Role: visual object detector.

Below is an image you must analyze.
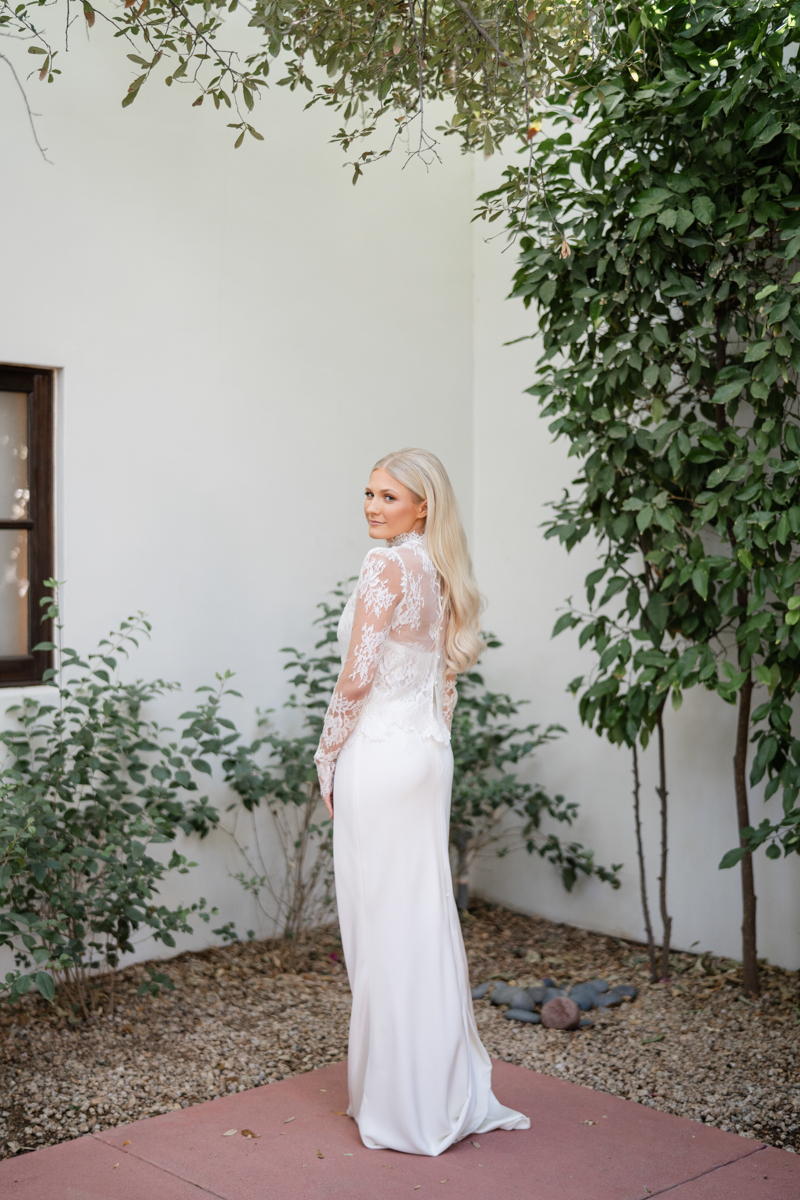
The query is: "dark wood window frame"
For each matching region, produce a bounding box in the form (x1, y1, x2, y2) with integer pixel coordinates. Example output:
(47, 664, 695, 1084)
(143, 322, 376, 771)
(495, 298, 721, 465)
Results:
(0, 366, 54, 686)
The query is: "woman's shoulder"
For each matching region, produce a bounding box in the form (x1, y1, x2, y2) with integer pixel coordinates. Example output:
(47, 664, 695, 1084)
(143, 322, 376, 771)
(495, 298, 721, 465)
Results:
(358, 544, 403, 575)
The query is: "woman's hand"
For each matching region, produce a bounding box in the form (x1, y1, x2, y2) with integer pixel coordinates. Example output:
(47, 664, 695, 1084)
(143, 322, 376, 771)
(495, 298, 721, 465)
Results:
(323, 791, 334, 819)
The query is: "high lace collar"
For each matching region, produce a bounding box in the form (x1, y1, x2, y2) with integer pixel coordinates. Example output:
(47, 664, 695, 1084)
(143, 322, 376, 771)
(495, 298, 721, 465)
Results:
(387, 530, 425, 548)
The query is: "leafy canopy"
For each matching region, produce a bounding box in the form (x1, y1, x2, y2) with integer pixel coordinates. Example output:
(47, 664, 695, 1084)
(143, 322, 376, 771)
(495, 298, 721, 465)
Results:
(4, 0, 587, 168)
(484, 0, 800, 862)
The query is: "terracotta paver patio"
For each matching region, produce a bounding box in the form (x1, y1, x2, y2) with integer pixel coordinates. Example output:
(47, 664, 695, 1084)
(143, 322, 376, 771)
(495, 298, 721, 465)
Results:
(1, 1059, 798, 1198)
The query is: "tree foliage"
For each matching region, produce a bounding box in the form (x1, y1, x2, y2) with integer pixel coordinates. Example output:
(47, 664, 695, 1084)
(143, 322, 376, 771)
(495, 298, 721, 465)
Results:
(449, 634, 622, 904)
(485, 0, 800, 992)
(3, 0, 587, 168)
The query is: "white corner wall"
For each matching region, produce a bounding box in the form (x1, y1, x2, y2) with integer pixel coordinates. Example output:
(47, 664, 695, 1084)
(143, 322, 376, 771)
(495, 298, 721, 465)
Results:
(470, 156, 800, 971)
(0, 25, 474, 960)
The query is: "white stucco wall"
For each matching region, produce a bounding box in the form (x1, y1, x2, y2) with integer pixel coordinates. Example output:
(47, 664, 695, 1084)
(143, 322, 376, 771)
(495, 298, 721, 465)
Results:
(0, 25, 474, 961)
(469, 156, 800, 971)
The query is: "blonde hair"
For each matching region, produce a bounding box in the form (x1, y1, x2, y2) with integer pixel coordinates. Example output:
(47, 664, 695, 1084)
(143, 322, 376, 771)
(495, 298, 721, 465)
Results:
(373, 447, 484, 673)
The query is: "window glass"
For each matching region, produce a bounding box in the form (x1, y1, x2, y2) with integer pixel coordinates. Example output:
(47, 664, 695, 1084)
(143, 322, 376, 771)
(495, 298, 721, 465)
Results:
(0, 529, 28, 656)
(0, 391, 29, 521)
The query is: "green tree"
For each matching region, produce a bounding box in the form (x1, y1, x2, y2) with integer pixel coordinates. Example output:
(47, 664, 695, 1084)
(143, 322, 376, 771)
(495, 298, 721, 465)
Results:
(449, 635, 622, 908)
(486, 0, 800, 995)
(2, 0, 585, 168)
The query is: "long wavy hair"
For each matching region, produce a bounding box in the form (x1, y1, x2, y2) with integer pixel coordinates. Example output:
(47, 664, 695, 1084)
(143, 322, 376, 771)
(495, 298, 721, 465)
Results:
(372, 447, 484, 673)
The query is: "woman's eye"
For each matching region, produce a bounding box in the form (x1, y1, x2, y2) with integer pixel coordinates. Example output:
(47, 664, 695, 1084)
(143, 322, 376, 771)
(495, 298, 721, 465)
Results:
(385, 494, 395, 502)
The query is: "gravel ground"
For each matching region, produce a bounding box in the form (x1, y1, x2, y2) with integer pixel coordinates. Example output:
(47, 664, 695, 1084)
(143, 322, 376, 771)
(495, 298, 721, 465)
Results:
(2, 901, 799, 1160)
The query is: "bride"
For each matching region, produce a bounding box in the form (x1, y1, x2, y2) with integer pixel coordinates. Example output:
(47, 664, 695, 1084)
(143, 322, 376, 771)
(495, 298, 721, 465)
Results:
(314, 447, 529, 1157)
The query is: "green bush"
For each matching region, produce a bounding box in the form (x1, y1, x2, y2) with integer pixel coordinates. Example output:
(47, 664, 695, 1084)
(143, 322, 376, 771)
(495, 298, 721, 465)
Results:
(0, 583, 234, 1015)
(450, 636, 621, 907)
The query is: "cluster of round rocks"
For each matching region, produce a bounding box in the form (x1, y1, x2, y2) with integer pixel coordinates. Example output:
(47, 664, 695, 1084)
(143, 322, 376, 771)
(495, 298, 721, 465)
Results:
(471, 977, 638, 1031)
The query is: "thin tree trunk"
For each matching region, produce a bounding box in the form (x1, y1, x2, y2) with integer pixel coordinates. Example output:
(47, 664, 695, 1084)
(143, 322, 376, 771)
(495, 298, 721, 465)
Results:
(734, 665, 758, 995)
(655, 706, 672, 979)
(631, 742, 658, 983)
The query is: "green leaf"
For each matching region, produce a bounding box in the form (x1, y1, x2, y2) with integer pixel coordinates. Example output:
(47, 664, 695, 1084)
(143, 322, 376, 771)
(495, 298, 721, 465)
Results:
(637, 505, 654, 532)
(33, 971, 55, 1002)
(707, 464, 732, 488)
(692, 566, 709, 601)
(691, 196, 716, 224)
(646, 591, 669, 632)
(719, 846, 747, 869)
(712, 381, 746, 404)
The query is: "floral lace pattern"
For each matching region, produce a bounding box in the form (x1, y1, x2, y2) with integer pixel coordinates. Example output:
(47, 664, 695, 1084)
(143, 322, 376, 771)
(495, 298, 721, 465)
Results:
(443, 674, 458, 731)
(314, 532, 456, 798)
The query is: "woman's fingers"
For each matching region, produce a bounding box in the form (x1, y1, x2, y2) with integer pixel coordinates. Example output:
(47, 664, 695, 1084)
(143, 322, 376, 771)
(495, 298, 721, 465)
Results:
(324, 793, 334, 819)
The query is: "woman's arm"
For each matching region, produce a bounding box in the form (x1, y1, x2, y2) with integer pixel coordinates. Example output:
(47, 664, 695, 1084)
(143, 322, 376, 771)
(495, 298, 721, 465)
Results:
(314, 550, 403, 815)
(443, 672, 458, 731)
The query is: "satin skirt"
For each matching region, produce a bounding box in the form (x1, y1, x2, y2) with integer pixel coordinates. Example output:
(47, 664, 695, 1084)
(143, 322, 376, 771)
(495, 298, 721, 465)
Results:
(333, 729, 529, 1157)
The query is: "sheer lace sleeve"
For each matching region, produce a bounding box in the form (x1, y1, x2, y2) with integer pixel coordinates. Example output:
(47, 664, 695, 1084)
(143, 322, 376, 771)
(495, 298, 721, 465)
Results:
(443, 673, 458, 731)
(315, 550, 404, 799)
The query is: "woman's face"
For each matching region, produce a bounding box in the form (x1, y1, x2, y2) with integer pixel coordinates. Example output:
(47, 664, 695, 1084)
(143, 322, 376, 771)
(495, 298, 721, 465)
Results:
(364, 468, 427, 540)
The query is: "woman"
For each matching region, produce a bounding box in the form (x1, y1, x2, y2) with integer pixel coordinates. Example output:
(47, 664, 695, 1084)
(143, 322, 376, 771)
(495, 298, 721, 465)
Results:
(314, 447, 529, 1157)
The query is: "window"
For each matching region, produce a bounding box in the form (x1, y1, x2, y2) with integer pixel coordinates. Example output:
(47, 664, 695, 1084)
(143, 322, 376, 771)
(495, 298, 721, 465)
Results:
(0, 366, 54, 685)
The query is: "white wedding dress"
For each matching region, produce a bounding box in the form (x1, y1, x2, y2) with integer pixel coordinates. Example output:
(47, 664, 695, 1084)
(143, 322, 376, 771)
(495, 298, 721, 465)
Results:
(315, 530, 529, 1156)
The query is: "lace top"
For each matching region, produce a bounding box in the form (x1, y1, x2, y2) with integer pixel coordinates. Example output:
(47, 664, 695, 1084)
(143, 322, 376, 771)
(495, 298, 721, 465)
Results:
(314, 531, 458, 798)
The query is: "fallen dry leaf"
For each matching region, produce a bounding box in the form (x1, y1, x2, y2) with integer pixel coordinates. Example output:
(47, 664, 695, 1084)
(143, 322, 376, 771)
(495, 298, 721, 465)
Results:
(284, 1116, 295, 1123)
(440, 1181, 448, 1184)
(316, 1149, 324, 1158)
(222, 1129, 237, 1137)
(123, 1140, 131, 1146)
(113, 1163, 119, 1169)
(471, 1141, 481, 1148)
(332, 1110, 348, 1116)
(241, 1129, 259, 1139)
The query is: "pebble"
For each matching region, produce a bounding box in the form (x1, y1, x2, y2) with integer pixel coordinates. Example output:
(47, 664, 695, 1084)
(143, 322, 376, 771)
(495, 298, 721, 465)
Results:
(504, 1009, 541, 1024)
(597, 992, 625, 1008)
(488, 983, 517, 1006)
(569, 984, 601, 1011)
(541, 997, 581, 1031)
(526, 986, 549, 1005)
(471, 983, 492, 1000)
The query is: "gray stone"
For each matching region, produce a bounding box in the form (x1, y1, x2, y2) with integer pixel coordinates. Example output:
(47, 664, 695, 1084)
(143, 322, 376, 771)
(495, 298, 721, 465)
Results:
(526, 986, 549, 1006)
(613, 984, 638, 999)
(597, 991, 624, 1007)
(542, 987, 567, 1004)
(569, 983, 601, 1011)
(508, 987, 537, 1011)
(471, 982, 492, 1000)
(504, 1008, 542, 1024)
(541, 996, 581, 1030)
(488, 982, 516, 1006)
(578, 1019, 595, 1029)
(588, 978, 610, 994)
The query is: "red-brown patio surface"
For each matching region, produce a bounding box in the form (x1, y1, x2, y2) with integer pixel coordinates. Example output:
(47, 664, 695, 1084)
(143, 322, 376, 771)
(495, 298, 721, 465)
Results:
(2, 1059, 798, 1198)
